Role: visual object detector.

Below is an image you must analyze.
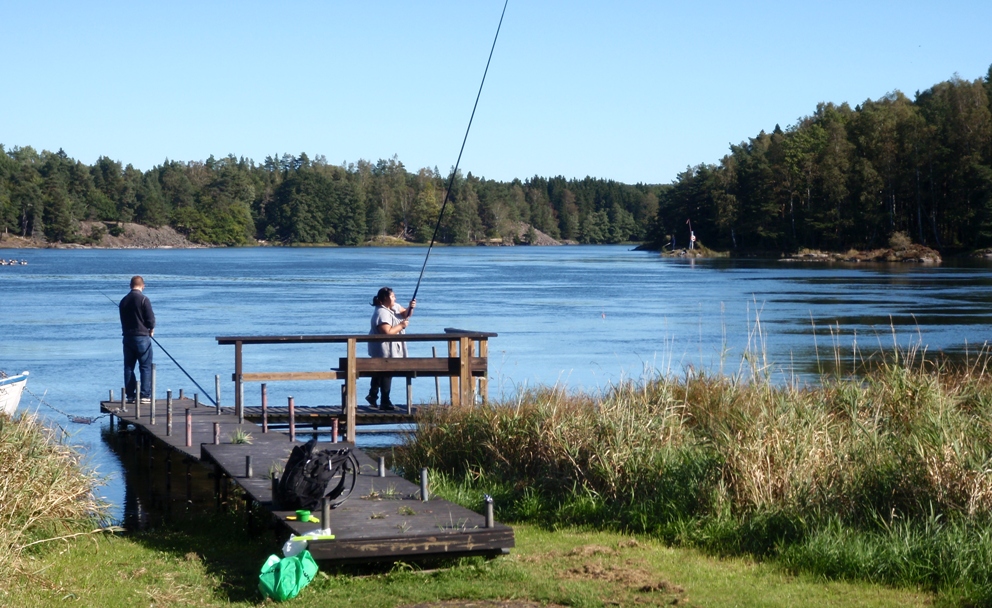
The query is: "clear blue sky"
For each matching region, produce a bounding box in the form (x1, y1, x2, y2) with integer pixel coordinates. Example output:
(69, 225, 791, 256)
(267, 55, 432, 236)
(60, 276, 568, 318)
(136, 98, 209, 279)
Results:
(2, 1, 990, 185)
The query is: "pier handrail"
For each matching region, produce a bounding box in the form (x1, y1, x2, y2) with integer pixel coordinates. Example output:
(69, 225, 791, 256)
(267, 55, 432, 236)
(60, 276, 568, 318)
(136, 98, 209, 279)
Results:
(215, 330, 496, 442)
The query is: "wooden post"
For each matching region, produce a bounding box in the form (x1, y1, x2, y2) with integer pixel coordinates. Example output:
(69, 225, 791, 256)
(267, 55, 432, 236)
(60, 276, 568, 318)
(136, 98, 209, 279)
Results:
(346, 338, 357, 443)
(213, 422, 220, 445)
(179, 388, 184, 400)
(406, 376, 413, 414)
(261, 383, 268, 433)
(288, 396, 296, 443)
(234, 340, 243, 420)
(479, 338, 489, 404)
(150, 364, 157, 425)
(448, 339, 459, 406)
(194, 393, 199, 408)
(459, 336, 472, 406)
(331, 418, 339, 443)
(166, 389, 173, 436)
(215, 375, 221, 413)
(432, 347, 441, 404)
(185, 408, 192, 447)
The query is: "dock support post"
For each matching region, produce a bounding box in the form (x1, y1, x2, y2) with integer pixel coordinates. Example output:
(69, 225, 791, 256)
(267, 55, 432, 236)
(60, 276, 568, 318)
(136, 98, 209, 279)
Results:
(109, 412, 114, 431)
(378, 456, 386, 477)
(346, 338, 358, 443)
(432, 347, 441, 404)
(261, 383, 268, 433)
(321, 498, 330, 532)
(166, 390, 173, 436)
(185, 409, 192, 447)
(460, 336, 472, 406)
(288, 396, 296, 443)
(179, 388, 184, 400)
(331, 418, 339, 444)
(109, 389, 114, 402)
(406, 376, 413, 414)
(121, 387, 127, 413)
(485, 495, 494, 528)
(234, 340, 243, 422)
(215, 375, 221, 413)
(150, 364, 157, 424)
(245, 455, 253, 479)
(194, 393, 199, 408)
(420, 468, 429, 502)
(448, 340, 459, 405)
(213, 422, 220, 445)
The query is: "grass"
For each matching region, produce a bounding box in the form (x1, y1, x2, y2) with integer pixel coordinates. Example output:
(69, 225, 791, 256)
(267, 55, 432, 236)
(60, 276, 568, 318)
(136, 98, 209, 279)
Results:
(0, 413, 108, 580)
(8, 517, 930, 607)
(395, 346, 992, 606)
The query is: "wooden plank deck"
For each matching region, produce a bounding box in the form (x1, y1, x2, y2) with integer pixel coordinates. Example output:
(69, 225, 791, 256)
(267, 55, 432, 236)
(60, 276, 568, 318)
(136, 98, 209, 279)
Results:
(99, 398, 513, 563)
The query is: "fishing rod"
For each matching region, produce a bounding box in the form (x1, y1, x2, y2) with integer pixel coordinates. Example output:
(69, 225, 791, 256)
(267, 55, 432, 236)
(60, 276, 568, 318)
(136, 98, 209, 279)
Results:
(101, 292, 218, 406)
(410, 0, 509, 307)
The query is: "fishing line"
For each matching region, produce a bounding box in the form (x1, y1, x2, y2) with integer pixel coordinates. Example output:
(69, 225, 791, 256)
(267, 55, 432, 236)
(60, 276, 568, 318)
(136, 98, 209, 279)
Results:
(101, 292, 218, 406)
(411, 0, 509, 304)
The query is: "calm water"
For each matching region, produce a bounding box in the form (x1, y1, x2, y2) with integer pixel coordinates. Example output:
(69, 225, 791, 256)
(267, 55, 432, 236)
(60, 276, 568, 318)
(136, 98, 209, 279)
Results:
(2, 245, 992, 520)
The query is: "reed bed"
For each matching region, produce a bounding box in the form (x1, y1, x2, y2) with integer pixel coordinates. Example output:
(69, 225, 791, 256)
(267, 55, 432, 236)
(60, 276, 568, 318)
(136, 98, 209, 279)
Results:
(0, 413, 106, 577)
(398, 350, 992, 604)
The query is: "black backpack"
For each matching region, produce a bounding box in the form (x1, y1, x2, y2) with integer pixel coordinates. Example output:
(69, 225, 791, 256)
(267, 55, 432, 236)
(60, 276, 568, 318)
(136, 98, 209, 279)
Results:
(276, 438, 359, 511)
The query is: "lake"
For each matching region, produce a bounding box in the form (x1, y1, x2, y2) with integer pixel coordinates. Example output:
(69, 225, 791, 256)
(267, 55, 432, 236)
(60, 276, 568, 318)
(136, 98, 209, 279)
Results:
(2, 245, 991, 520)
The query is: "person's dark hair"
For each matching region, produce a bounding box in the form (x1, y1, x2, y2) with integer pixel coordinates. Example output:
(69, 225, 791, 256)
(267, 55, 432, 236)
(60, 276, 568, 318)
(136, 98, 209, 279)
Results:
(372, 286, 393, 307)
(130, 275, 144, 289)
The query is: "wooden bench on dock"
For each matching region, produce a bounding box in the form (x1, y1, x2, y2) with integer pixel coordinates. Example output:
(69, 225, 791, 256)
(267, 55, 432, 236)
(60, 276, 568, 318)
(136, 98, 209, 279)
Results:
(216, 330, 497, 442)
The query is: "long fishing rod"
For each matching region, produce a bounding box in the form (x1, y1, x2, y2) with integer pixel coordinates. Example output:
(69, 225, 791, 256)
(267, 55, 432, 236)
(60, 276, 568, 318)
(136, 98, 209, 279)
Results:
(101, 292, 218, 406)
(410, 0, 509, 306)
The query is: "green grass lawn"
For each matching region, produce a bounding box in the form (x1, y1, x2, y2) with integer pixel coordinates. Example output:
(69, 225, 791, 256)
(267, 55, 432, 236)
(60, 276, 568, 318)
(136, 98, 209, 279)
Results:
(8, 521, 930, 608)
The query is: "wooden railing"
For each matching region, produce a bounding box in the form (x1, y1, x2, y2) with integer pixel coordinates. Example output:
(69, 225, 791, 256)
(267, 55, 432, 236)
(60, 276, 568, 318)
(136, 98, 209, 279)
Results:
(215, 330, 496, 442)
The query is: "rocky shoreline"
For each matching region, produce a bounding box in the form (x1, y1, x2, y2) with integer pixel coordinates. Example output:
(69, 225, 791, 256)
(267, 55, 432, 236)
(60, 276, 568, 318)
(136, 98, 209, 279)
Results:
(782, 243, 942, 264)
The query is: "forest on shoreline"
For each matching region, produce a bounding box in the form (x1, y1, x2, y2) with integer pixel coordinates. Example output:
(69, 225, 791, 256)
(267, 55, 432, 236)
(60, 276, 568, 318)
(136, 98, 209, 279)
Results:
(2, 66, 991, 253)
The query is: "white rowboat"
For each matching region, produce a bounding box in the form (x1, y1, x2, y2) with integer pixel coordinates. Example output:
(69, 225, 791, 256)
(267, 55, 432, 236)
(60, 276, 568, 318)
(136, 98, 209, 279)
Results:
(0, 371, 29, 416)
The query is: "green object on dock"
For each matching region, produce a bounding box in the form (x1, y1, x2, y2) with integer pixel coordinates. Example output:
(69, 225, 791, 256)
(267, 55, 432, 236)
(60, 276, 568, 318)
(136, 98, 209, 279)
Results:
(258, 550, 318, 602)
(291, 534, 335, 541)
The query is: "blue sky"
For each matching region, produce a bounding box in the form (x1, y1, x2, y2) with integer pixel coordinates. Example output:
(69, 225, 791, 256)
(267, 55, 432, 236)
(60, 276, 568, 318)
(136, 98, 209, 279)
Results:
(2, 1, 990, 184)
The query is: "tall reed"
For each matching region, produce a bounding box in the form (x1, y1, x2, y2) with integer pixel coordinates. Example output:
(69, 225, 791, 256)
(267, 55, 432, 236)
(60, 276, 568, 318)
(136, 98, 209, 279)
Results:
(0, 413, 106, 577)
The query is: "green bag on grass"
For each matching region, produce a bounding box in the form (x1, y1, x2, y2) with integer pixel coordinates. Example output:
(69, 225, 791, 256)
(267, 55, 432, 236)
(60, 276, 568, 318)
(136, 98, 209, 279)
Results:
(258, 549, 318, 601)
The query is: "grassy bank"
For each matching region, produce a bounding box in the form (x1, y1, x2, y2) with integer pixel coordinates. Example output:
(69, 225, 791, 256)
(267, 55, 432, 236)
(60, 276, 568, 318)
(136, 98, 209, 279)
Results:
(397, 354, 992, 606)
(0, 413, 107, 580)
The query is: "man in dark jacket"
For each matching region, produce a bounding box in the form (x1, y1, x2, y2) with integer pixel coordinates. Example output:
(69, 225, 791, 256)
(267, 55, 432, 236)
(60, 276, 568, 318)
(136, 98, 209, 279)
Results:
(119, 275, 156, 404)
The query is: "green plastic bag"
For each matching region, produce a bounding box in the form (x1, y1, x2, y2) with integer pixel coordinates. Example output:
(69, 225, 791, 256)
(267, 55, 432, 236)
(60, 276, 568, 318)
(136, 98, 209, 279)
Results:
(258, 549, 319, 601)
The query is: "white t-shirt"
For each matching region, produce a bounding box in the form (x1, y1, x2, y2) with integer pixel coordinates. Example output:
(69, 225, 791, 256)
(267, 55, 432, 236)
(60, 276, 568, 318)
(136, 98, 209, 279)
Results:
(368, 304, 408, 358)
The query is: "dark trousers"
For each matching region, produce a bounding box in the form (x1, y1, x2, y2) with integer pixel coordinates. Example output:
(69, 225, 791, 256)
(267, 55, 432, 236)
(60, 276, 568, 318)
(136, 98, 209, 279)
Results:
(123, 335, 153, 400)
(368, 374, 393, 405)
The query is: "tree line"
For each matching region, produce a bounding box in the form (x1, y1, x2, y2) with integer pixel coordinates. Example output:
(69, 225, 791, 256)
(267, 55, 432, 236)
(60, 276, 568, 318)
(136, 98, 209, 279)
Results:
(650, 65, 992, 253)
(3, 66, 991, 252)
(0, 148, 659, 247)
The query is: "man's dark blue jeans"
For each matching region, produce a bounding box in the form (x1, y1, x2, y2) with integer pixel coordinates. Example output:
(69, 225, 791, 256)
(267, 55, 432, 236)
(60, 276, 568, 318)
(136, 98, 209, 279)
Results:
(123, 335, 153, 401)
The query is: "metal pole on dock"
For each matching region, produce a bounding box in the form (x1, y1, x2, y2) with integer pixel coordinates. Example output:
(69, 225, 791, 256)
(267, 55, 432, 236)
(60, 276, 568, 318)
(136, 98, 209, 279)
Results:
(179, 388, 184, 400)
(213, 422, 220, 445)
(331, 418, 338, 443)
(288, 396, 296, 443)
(485, 495, 494, 528)
(261, 383, 268, 433)
(321, 497, 330, 532)
(166, 390, 173, 436)
(185, 408, 192, 447)
(194, 393, 199, 408)
(245, 455, 253, 478)
(420, 468, 429, 502)
(109, 389, 114, 402)
(215, 375, 221, 412)
(238, 380, 244, 425)
(378, 456, 386, 477)
(149, 364, 157, 425)
(432, 347, 441, 403)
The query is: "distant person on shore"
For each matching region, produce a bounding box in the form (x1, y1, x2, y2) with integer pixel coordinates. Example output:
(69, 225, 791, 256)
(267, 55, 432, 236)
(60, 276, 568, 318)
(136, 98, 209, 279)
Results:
(119, 275, 155, 405)
(366, 286, 416, 411)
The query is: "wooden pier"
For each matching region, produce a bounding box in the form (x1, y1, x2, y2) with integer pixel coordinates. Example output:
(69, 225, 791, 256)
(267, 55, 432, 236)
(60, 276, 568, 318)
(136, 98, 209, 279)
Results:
(100, 398, 513, 562)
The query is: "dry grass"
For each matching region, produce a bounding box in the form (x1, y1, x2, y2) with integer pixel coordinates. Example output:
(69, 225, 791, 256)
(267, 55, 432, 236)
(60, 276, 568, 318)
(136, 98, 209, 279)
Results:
(0, 413, 107, 577)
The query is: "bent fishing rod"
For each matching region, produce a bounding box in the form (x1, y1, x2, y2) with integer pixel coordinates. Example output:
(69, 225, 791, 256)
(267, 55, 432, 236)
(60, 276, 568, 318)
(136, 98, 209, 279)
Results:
(410, 0, 509, 310)
(101, 292, 218, 406)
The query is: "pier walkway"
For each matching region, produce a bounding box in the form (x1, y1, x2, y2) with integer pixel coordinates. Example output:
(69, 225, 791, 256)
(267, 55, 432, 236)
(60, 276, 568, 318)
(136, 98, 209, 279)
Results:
(99, 396, 514, 563)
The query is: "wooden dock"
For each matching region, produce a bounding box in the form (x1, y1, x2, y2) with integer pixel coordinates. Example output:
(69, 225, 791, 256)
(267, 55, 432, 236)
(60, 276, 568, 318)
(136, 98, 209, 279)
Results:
(99, 397, 514, 563)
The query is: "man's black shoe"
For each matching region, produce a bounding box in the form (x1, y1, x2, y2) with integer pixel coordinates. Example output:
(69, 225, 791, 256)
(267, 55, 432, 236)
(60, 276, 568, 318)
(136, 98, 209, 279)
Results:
(365, 395, 377, 407)
(379, 402, 396, 411)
